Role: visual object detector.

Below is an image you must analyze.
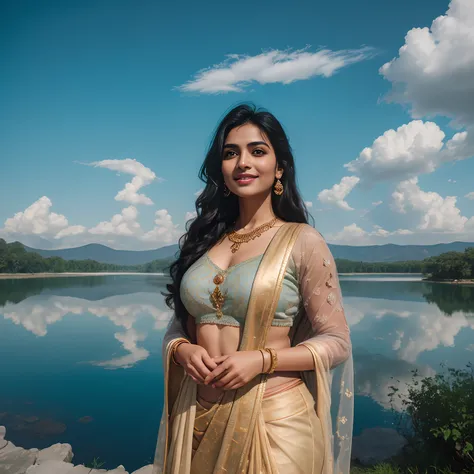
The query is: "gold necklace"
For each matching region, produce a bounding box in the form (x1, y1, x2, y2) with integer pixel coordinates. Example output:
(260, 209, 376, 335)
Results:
(209, 217, 278, 318)
(227, 217, 278, 253)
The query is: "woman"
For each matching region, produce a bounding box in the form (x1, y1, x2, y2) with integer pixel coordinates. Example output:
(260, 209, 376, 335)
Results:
(152, 103, 353, 474)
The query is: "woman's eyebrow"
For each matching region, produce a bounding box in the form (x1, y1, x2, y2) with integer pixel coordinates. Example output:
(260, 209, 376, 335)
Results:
(223, 141, 269, 148)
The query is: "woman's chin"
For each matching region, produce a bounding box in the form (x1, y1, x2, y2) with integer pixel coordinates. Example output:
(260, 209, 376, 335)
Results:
(230, 188, 269, 199)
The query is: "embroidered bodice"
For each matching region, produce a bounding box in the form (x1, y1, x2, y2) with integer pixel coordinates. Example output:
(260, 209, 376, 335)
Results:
(179, 224, 343, 328)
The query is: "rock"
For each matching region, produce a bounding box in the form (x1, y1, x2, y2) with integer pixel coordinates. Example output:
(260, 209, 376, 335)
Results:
(0, 441, 17, 455)
(89, 470, 107, 473)
(0, 440, 8, 450)
(25, 460, 73, 473)
(1, 414, 66, 437)
(132, 466, 153, 474)
(351, 427, 408, 465)
(106, 467, 128, 474)
(0, 446, 37, 474)
(36, 444, 73, 464)
(0, 426, 5, 440)
(77, 417, 93, 424)
(67, 466, 91, 473)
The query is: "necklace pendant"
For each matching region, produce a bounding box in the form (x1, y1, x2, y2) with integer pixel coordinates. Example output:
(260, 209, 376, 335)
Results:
(210, 272, 226, 319)
(230, 242, 240, 253)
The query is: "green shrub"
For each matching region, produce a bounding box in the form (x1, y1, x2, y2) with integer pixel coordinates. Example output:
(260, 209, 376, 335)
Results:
(388, 363, 474, 472)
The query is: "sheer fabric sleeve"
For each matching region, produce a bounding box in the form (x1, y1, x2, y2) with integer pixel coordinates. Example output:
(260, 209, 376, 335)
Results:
(293, 224, 351, 368)
(291, 224, 354, 474)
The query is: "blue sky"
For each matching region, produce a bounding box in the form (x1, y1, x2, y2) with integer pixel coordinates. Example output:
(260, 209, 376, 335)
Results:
(1, 0, 473, 250)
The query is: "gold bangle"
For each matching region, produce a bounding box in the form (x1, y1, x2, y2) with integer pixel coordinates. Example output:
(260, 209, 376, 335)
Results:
(264, 348, 278, 374)
(171, 339, 190, 365)
(258, 349, 267, 374)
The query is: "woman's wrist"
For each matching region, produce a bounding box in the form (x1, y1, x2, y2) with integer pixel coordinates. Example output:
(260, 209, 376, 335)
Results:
(258, 349, 277, 374)
(171, 338, 190, 365)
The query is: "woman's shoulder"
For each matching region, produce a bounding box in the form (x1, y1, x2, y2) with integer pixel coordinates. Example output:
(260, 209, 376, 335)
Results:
(292, 223, 326, 244)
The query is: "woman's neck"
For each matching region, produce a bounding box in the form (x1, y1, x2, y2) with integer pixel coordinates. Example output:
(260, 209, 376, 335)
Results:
(235, 193, 278, 231)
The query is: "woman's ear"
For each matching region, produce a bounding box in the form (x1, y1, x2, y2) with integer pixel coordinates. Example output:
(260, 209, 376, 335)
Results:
(276, 167, 284, 180)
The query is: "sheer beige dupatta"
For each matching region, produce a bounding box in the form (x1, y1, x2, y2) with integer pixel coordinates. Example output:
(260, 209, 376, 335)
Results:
(152, 222, 354, 474)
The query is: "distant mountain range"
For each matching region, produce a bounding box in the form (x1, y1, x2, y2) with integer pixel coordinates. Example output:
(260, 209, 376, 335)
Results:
(23, 243, 179, 265)
(21, 240, 474, 266)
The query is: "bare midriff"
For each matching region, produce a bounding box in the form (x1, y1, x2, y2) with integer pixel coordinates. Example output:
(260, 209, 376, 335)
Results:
(195, 323, 301, 404)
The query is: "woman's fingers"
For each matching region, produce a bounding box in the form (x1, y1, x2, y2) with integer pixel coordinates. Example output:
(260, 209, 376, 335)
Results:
(204, 363, 228, 385)
(187, 365, 204, 384)
(202, 352, 218, 371)
(222, 380, 241, 391)
(212, 355, 229, 364)
(193, 358, 211, 380)
(211, 371, 235, 388)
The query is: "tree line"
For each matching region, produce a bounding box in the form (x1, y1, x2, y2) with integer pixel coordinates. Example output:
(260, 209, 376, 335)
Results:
(1, 239, 473, 279)
(0, 239, 171, 274)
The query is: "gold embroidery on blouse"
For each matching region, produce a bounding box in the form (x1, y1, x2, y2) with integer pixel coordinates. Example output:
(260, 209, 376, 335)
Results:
(345, 388, 353, 398)
(338, 416, 347, 425)
(336, 303, 343, 312)
(327, 292, 336, 305)
(325, 272, 334, 287)
(312, 287, 321, 296)
(323, 257, 331, 267)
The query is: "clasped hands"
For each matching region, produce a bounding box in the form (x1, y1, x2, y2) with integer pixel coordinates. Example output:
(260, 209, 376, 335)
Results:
(174, 343, 264, 391)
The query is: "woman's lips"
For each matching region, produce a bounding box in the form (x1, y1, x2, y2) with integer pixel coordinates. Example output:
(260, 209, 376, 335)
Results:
(235, 177, 257, 185)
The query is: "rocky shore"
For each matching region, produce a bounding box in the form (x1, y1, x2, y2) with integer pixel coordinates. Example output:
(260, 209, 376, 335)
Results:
(0, 426, 152, 474)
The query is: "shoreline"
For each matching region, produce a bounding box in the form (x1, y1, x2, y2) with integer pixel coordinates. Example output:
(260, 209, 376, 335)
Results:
(1, 272, 473, 285)
(0, 272, 166, 280)
(421, 278, 474, 285)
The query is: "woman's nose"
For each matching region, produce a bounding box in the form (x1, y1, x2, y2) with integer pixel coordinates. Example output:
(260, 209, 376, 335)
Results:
(237, 151, 251, 168)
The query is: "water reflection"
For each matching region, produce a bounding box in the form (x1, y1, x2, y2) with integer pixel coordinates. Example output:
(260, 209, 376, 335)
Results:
(0, 275, 473, 469)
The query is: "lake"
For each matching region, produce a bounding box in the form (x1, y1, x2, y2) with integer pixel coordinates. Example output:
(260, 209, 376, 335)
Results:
(1, 274, 473, 471)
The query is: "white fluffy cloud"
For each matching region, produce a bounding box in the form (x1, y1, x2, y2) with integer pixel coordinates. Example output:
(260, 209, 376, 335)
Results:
(55, 225, 87, 239)
(318, 176, 360, 210)
(327, 223, 413, 244)
(1, 195, 183, 249)
(344, 120, 474, 183)
(177, 46, 373, 94)
(304, 201, 313, 208)
(185, 211, 197, 221)
(465, 192, 474, 200)
(390, 177, 474, 233)
(379, 0, 474, 127)
(84, 158, 161, 205)
(1, 196, 69, 237)
(89, 205, 142, 236)
(141, 209, 181, 245)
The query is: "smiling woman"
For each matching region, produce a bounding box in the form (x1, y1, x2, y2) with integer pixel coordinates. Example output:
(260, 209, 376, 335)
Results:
(152, 103, 354, 474)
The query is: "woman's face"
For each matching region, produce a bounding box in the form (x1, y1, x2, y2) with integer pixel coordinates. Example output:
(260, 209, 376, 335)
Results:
(221, 123, 283, 198)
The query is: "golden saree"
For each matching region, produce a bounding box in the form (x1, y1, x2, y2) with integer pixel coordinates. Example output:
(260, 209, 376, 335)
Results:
(152, 222, 354, 474)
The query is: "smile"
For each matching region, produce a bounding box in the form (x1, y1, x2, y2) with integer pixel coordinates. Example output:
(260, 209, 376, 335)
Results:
(235, 177, 257, 184)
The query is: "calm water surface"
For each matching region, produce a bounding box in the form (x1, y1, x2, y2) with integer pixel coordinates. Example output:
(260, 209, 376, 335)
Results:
(0, 274, 473, 471)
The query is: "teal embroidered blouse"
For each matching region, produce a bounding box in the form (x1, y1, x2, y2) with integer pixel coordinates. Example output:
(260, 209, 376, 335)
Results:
(179, 249, 301, 327)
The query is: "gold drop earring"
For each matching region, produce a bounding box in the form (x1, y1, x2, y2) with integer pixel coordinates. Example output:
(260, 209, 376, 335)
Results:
(274, 179, 283, 195)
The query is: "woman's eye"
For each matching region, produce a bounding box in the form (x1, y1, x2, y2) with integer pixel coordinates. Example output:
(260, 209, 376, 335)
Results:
(253, 149, 265, 156)
(224, 150, 236, 158)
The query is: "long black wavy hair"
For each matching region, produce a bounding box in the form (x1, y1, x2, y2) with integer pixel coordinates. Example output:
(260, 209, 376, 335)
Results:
(162, 103, 314, 335)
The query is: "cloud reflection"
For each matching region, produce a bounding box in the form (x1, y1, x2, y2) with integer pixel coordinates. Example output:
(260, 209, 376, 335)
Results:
(1, 293, 172, 369)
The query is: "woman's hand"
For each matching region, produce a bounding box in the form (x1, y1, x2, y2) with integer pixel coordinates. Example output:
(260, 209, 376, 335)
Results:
(203, 351, 264, 390)
(174, 343, 218, 384)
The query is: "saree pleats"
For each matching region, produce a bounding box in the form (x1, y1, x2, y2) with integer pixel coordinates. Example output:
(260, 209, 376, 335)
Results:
(192, 381, 324, 474)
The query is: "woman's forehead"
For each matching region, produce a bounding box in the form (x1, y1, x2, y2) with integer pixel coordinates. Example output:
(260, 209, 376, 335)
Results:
(225, 123, 269, 144)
